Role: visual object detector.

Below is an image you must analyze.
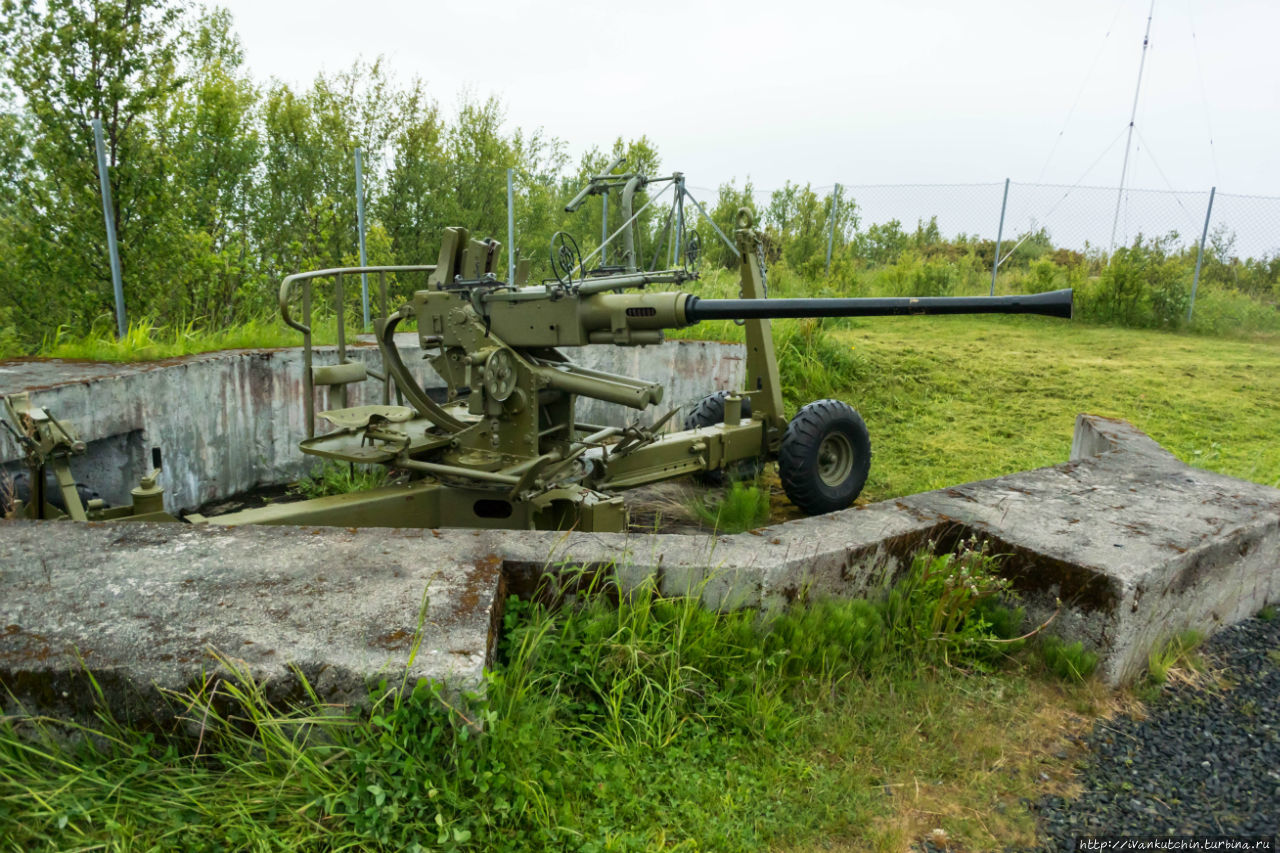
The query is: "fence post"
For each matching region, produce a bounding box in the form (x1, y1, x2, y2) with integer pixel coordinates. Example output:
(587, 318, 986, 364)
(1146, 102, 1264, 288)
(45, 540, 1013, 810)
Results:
(600, 189, 609, 266)
(1187, 186, 1216, 324)
(673, 173, 685, 266)
(91, 118, 127, 339)
(506, 168, 516, 283)
(355, 147, 370, 328)
(990, 178, 1010, 296)
(825, 183, 841, 274)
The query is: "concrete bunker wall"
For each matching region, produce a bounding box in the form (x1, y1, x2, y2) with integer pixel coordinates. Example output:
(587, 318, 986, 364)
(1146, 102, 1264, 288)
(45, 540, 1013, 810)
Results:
(0, 339, 745, 510)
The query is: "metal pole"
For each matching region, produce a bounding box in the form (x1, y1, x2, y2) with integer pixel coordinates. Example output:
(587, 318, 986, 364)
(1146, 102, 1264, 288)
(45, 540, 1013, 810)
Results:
(1110, 0, 1156, 250)
(825, 183, 841, 274)
(91, 119, 127, 339)
(601, 189, 609, 266)
(1187, 186, 1216, 324)
(682, 187, 740, 259)
(991, 178, 1010, 295)
(506, 167, 515, 283)
(673, 174, 684, 265)
(355, 147, 369, 328)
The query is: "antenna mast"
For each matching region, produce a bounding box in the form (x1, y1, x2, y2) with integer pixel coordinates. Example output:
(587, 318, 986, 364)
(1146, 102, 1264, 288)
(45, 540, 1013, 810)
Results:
(1110, 0, 1156, 250)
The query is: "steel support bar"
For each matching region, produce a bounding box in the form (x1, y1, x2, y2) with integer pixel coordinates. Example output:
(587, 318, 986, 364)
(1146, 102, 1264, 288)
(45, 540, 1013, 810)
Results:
(355, 148, 370, 328)
(1188, 186, 1216, 323)
(681, 188, 739, 259)
(1110, 0, 1156, 250)
(673, 174, 685, 266)
(601, 189, 609, 266)
(506, 167, 515, 284)
(991, 177, 1010, 295)
(825, 183, 841, 274)
(91, 119, 127, 339)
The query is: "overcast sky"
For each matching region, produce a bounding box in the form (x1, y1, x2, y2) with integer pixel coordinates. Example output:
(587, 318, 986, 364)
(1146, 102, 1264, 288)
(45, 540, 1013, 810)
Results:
(219, 0, 1279, 198)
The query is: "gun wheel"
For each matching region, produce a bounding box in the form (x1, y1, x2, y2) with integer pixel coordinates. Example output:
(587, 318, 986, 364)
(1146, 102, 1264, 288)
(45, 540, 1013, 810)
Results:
(684, 391, 759, 485)
(778, 399, 870, 515)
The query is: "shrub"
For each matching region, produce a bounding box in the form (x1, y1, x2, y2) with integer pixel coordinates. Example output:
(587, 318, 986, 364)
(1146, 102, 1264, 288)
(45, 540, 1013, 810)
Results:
(880, 542, 1023, 669)
(0, 308, 23, 359)
(1026, 258, 1061, 294)
(911, 259, 956, 297)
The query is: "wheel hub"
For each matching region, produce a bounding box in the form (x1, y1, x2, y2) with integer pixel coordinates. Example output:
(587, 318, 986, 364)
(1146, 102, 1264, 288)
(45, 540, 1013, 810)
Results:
(817, 433, 854, 487)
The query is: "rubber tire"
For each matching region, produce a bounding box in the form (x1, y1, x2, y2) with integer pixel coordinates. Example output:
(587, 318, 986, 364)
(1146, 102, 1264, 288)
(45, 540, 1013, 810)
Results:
(684, 391, 757, 486)
(778, 399, 871, 515)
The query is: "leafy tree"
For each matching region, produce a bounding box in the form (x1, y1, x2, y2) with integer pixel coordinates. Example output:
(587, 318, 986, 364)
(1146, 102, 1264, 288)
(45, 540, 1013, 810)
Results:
(377, 80, 449, 267)
(0, 0, 185, 338)
(162, 7, 262, 322)
(703, 179, 758, 270)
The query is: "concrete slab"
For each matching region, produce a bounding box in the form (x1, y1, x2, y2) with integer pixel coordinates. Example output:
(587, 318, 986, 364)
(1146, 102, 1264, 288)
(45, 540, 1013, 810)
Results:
(901, 415, 1280, 684)
(1, 414, 1276, 726)
(0, 521, 501, 726)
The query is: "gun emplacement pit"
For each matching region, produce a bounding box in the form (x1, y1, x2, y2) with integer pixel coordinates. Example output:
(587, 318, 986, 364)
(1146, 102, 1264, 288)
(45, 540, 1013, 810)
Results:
(0, 342, 1277, 725)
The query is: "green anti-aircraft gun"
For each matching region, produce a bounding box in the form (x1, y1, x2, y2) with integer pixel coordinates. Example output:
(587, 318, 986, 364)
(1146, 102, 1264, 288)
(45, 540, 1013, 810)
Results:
(4, 163, 1072, 532)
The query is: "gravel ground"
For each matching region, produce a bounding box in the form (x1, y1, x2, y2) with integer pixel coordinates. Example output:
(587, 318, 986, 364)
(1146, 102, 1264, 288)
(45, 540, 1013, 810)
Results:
(1024, 611, 1280, 849)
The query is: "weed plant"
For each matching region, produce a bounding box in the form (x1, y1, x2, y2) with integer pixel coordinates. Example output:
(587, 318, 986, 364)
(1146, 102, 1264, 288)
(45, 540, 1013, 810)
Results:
(1039, 635, 1100, 683)
(0, 545, 1085, 851)
(292, 460, 390, 499)
(1145, 629, 1206, 687)
(691, 480, 771, 533)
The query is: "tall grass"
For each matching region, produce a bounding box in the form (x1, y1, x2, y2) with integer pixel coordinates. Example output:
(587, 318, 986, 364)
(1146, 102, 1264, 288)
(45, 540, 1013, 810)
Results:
(691, 480, 771, 533)
(0, 544, 1086, 851)
(36, 315, 339, 362)
(292, 460, 391, 499)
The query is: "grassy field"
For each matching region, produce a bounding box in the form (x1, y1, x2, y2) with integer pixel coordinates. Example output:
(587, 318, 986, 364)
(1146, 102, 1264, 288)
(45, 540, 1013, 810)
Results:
(674, 265, 1280, 501)
(832, 314, 1280, 500)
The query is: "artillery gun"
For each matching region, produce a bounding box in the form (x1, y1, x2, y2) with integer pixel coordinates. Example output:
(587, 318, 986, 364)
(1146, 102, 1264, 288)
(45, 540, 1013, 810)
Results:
(3, 163, 1072, 532)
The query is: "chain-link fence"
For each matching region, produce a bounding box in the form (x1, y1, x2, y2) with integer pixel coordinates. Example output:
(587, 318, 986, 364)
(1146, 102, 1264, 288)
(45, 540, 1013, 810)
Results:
(811, 181, 1280, 262)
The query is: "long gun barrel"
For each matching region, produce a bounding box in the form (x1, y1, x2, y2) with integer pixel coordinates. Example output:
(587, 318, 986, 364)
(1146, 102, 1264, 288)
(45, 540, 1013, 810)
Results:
(683, 288, 1072, 322)
(443, 287, 1073, 349)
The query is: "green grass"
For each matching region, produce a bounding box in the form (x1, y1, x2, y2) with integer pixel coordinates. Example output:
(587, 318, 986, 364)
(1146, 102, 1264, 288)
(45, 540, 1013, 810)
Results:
(1039, 635, 1100, 684)
(36, 316, 338, 362)
(0, 547, 1107, 852)
(692, 480, 771, 533)
(674, 266, 1280, 502)
(1145, 630, 1206, 687)
(292, 460, 390, 499)
(836, 314, 1280, 501)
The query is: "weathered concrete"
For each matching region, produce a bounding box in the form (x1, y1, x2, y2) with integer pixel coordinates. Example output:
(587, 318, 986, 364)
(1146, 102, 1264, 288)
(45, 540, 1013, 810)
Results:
(901, 414, 1280, 684)
(0, 338, 745, 510)
(0, 522, 502, 726)
(2, 414, 1276, 725)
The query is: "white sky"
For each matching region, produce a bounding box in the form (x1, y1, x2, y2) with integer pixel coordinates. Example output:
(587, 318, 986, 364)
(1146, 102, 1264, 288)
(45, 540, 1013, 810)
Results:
(220, 0, 1279, 198)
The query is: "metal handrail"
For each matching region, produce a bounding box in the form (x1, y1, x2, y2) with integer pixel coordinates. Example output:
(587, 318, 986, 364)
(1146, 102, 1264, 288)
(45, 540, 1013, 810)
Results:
(278, 264, 438, 438)
(278, 265, 438, 334)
